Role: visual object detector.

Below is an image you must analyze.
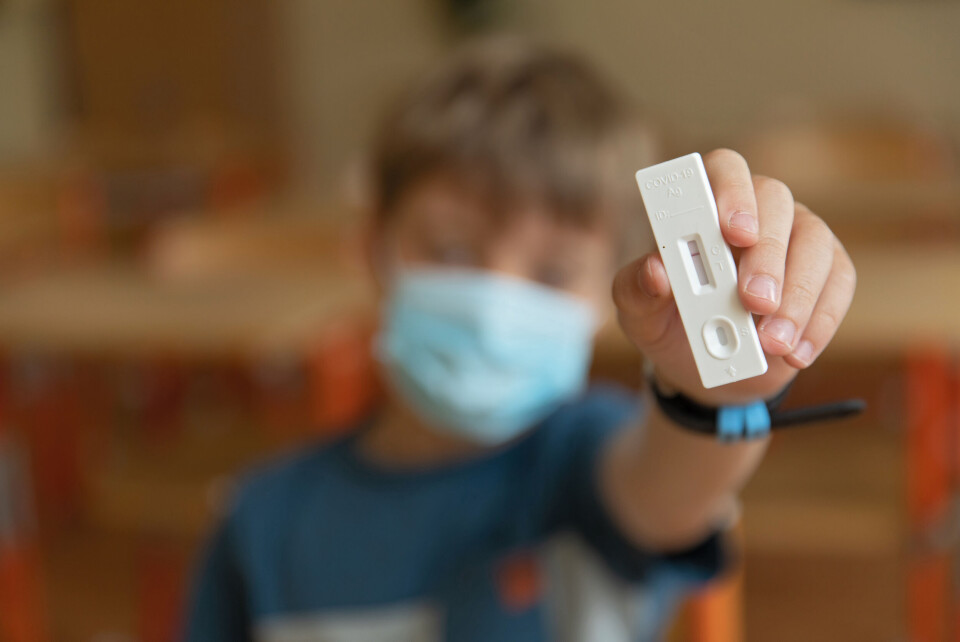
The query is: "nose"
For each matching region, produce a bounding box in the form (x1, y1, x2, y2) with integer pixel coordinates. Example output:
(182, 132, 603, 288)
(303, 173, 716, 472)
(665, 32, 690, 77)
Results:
(480, 260, 532, 283)
(483, 234, 540, 283)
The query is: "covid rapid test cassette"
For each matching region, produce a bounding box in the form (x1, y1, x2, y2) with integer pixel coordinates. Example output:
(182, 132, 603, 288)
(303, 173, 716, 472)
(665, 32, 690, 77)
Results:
(635, 153, 767, 389)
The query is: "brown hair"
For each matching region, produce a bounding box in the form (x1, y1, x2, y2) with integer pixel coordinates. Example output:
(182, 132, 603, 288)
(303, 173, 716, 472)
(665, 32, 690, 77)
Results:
(369, 37, 654, 234)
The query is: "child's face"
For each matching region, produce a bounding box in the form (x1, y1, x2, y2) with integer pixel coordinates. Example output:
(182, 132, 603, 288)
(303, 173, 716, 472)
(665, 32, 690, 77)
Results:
(371, 174, 619, 318)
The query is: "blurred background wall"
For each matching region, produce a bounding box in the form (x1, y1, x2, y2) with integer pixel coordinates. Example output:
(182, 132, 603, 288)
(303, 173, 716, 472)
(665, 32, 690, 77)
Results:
(6, 0, 959, 195)
(0, 0, 59, 161)
(277, 0, 960, 197)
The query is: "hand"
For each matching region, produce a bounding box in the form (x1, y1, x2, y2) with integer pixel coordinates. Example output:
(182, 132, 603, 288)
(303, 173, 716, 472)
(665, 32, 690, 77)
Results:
(612, 149, 856, 406)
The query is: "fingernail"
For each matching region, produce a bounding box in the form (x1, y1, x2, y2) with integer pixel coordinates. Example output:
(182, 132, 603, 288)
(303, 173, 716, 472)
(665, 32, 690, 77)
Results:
(792, 340, 815, 366)
(746, 275, 778, 303)
(729, 211, 758, 234)
(761, 318, 796, 347)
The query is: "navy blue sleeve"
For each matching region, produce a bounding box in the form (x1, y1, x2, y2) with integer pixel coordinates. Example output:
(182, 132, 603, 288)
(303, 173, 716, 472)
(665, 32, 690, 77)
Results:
(183, 515, 251, 642)
(536, 385, 728, 585)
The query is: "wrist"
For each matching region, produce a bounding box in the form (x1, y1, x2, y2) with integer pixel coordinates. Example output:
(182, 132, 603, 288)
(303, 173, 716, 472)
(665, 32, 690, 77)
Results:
(645, 366, 865, 441)
(647, 374, 787, 442)
(642, 359, 793, 407)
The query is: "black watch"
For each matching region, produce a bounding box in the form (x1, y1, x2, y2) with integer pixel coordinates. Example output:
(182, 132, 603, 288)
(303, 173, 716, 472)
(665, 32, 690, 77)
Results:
(648, 376, 865, 441)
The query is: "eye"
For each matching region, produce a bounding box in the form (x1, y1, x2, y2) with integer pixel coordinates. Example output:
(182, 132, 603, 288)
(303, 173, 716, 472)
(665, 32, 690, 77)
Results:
(425, 240, 478, 266)
(536, 263, 577, 288)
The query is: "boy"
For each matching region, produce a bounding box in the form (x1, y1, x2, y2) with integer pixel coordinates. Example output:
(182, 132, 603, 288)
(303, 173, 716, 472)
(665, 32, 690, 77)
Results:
(186, 38, 855, 641)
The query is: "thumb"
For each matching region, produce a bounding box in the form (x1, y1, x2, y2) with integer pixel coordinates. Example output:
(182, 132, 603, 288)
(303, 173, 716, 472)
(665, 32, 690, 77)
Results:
(612, 253, 678, 349)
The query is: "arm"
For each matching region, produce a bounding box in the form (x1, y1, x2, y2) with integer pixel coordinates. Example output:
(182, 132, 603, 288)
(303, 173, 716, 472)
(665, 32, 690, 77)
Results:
(603, 149, 857, 551)
(601, 401, 767, 550)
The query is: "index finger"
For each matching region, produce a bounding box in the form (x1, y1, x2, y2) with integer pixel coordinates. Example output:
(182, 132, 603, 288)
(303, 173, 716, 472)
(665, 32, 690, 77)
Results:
(703, 149, 760, 247)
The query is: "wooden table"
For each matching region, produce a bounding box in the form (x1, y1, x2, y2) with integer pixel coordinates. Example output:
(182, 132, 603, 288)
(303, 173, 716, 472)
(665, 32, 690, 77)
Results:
(831, 243, 960, 355)
(0, 265, 372, 360)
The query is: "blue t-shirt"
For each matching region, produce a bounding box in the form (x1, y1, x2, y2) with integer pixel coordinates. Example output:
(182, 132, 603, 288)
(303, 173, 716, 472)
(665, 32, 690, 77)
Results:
(185, 385, 725, 641)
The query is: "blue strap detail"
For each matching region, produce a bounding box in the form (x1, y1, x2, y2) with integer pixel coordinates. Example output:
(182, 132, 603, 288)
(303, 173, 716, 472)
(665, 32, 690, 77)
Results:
(717, 406, 746, 441)
(717, 402, 771, 441)
(743, 401, 771, 438)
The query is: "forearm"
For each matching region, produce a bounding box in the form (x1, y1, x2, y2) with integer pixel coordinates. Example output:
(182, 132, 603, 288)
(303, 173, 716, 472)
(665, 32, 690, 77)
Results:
(601, 397, 768, 552)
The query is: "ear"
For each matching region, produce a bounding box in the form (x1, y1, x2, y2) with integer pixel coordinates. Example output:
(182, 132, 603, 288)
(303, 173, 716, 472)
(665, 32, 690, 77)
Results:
(344, 155, 390, 295)
(361, 214, 390, 297)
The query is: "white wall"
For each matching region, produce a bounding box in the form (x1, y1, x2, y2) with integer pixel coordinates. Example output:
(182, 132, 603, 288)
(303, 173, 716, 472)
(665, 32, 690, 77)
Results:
(4, 1, 956, 188)
(514, 0, 960, 147)
(276, 0, 450, 199)
(0, 0, 58, 163)
(277, 0, 960, 197)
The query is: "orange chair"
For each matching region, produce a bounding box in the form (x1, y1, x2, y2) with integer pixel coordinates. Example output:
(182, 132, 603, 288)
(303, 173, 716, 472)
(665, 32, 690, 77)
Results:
(906, 350, 954, 642)
(0, 425, 49, 642)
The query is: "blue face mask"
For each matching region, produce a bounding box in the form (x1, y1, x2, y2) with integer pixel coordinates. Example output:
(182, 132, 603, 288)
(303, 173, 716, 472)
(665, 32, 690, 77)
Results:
(376, 269, 596, 444)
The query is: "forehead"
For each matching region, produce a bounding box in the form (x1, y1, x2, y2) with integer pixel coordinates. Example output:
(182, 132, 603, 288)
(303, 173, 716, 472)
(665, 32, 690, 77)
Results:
(384, 174, 617, 250)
